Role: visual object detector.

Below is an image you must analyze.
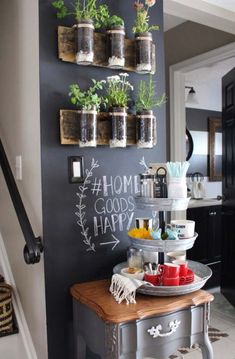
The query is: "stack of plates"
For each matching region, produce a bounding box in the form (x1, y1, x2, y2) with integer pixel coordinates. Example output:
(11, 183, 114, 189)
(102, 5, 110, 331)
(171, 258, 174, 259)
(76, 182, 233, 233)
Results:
(179, 269, 194, 285)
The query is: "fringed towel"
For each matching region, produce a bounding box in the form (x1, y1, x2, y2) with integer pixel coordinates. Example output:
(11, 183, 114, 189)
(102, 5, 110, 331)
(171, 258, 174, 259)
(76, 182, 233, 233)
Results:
(109, 274, 144, 304)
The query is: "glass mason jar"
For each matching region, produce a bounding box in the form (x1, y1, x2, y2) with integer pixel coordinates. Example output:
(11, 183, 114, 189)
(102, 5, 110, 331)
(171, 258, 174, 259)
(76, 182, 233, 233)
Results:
(75, 19, 94, 65)
(167, 177, 187, 198)
(135, 32, 152, 73)
(136, 110, 154, 148)
(139, 173, 155, 198)
(79, 107, 97, 147)
(109, 107, 127, 148)
(127, 247, 143, 269)
(106, 25, 125, 69)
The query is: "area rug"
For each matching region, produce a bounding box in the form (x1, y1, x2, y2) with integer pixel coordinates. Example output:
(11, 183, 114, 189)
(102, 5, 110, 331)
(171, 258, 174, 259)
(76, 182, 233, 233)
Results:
(169, 327, 229, 358)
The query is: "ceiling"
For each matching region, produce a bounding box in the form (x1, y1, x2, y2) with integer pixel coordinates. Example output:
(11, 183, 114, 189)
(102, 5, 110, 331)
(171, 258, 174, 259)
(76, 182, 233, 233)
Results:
(164, 0, 235, 32)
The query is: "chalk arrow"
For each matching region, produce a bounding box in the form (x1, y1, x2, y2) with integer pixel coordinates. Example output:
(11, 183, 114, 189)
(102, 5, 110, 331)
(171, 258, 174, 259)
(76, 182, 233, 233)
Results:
(100, 234, 120, 250)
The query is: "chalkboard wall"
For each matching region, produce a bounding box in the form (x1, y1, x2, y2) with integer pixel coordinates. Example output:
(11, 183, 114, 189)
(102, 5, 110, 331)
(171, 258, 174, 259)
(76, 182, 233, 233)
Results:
(39, 1, 165, 358)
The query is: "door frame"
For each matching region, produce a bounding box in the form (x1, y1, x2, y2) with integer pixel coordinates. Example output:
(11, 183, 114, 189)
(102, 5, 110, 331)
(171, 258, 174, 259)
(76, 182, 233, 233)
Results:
(169, 42, 235, 162)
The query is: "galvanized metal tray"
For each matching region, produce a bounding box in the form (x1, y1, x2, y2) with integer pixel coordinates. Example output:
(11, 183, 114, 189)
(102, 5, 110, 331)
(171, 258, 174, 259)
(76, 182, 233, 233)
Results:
(113, 260, 212, 296)
(134, 196, 191, 211)
(129, 233, 198, 252)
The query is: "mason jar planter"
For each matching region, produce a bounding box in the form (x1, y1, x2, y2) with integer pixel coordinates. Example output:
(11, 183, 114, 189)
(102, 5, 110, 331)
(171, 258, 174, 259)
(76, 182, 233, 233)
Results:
(109, 107, 127, 148)
(79, 107, 97, 147)
(106, 25, 125, 69)
(136, 110, 154, 148)
(75, 19, 94, 65)
(135, 32, 152, 73)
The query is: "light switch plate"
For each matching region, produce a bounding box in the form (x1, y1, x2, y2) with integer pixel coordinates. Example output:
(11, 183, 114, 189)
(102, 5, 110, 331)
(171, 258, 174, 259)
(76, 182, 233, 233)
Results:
(68, 156, 84, 183)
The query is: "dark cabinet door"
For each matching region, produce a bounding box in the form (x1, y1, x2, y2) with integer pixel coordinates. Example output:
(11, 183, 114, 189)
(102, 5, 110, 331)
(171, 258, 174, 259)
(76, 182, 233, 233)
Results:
(221, 67, 235, 306)
(187, 206, 209, 264)
(187, 205, 222, 288)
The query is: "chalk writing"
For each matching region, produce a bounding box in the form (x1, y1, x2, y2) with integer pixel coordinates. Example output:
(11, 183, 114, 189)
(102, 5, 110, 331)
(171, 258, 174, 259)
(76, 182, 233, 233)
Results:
(75, 158, 140, 252)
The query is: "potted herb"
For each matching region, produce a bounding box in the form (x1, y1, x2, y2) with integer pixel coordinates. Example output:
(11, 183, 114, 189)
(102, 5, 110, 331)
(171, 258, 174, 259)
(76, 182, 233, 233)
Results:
(104, 73, 133, 148)
(105, 15, 125, 69)
(69, 79, 105, 147)
(132, 0, 159, 73)
(135, 76, 166, 148)
(52, 0, 109, 65)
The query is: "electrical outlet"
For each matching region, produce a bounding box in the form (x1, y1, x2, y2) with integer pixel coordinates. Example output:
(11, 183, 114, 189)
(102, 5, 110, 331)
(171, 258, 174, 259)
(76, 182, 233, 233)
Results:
(15, 155, 22, 180)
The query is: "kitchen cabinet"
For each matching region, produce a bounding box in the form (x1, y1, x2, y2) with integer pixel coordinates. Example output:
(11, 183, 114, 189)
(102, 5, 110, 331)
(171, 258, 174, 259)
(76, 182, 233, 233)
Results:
(187, 205, 222, 288)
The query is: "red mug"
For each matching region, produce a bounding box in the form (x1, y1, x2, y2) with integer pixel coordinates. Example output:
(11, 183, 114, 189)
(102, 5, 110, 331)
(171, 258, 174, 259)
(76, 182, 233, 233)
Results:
(159, 263, 180, 278)
(172, 260, 188, 276)
(144, 273, 162, 286)
(163, 276, 180, 286)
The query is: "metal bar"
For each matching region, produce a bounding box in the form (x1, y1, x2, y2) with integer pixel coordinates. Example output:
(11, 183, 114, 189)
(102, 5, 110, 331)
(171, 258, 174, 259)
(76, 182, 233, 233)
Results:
(0, 139, 43, 264)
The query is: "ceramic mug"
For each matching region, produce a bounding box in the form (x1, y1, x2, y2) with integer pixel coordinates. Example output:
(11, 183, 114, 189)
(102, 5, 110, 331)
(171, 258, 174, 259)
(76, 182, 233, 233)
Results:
(172, 260, 188, 276)
(159, 263, 180, 278)
(162, 276, 180, 286)
(167, 251, 186, 262)
(135, 217, 153, 230)
(170, 220, 195, 238)
(144, 273, 162, 286)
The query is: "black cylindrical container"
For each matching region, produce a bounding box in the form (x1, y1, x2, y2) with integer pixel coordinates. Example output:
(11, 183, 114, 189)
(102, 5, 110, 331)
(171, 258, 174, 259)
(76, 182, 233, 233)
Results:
(75, 19, 94, 65)
(79, 108, 97, 147)
(136, 110, 154, 148)
(109, 107, 127, 148)
(106, 25, 125, 69)
(135, 32, 152, 73)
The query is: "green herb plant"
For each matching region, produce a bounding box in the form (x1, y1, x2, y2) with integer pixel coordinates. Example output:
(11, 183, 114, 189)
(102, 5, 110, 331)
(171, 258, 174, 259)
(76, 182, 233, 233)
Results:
(104, 73, 134, 109)
(132, 0, 159, 34)
(135, 75, 167, 112)
(52, 0, 124, 29)
(69, 79, 106, 110)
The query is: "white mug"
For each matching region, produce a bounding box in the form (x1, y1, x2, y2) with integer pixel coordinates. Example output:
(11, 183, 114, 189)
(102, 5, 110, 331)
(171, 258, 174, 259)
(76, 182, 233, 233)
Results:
(170, 220, 195, 239)
(167, 251, 186, 262)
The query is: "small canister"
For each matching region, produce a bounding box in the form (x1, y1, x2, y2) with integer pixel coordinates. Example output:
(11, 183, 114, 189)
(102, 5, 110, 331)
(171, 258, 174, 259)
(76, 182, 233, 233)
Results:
(154, 167, 167, 198)
(127, 247, 143, 269)
(139, 173, 154, 198)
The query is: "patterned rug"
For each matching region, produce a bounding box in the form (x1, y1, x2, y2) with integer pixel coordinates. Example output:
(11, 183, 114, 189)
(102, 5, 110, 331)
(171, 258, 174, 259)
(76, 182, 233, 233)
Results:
(169, 327, 229, 358)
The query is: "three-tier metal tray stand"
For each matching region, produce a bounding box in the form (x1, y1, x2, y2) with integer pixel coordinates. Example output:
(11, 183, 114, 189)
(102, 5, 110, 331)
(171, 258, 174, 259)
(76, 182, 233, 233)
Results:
(113, 196, 212, 296)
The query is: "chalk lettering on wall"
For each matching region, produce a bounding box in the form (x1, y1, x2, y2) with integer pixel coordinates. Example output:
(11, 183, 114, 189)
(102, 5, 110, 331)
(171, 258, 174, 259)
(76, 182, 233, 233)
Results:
(139, 156, 149, 171)
(100, 234, 120, 250)
(75, 158, 141, 252)
(75, 158, 99, 252)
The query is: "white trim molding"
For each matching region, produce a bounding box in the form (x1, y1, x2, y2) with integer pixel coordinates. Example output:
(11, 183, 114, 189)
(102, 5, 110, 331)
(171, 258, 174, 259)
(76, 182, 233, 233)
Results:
(164, 0, 235, 34)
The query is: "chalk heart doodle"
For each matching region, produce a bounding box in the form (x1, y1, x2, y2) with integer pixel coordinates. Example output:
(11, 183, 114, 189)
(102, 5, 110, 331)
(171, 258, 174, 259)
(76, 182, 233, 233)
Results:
(75, 158, 140, 252)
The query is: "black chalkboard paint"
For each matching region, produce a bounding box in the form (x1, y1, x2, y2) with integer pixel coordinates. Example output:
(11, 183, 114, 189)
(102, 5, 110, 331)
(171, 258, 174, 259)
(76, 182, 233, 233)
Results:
(39, 1, 165, 358)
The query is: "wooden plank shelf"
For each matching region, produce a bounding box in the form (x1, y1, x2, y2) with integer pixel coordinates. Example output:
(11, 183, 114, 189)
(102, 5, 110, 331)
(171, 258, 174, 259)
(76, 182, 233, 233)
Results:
(58, 26, 156, 74)
(60, 109, 157, 146)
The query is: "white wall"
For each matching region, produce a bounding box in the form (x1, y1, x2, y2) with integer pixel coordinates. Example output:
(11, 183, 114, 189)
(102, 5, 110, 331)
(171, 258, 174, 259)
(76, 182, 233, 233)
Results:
(0, 1, 47, 358)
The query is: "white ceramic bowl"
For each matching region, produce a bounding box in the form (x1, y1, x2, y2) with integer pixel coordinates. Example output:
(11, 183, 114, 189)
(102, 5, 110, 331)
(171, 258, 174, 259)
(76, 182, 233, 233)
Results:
(121, 267, 144, 280)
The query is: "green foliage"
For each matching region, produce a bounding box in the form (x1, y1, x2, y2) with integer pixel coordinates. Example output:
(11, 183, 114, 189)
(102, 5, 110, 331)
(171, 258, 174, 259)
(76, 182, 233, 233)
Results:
(132, 1, 159, 34)
(103, 74, 134, 109)
(52, 0, 69, 19)
(69, 79, 105, 110)
(135, 75, 167, 112)
(51, 0, 124, 29)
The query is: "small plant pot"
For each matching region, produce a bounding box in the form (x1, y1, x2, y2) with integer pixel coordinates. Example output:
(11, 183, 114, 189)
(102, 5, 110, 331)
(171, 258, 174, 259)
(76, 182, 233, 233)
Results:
(135, 32, 152, 73)
(106, 25, 125, 69)
(136, 110, 155, 148)
(109, 107, 127, 148)
(79, 108, 97, 147)
(75, 19, 94, 65)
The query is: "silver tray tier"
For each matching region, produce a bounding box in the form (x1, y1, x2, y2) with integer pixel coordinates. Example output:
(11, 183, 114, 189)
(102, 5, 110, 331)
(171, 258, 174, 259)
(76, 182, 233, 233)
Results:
(113, 260, 212, 296)
(129, 233, 198, 252)
(134, 196, 190, 211)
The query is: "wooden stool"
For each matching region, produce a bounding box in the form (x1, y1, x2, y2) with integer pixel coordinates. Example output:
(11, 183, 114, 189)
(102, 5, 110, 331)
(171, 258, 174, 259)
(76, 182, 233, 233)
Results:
(71, 279, 214, 359)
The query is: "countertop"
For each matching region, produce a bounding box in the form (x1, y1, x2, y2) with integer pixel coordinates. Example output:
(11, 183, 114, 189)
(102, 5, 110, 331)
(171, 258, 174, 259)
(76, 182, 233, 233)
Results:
(188, 198, 222, 208)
